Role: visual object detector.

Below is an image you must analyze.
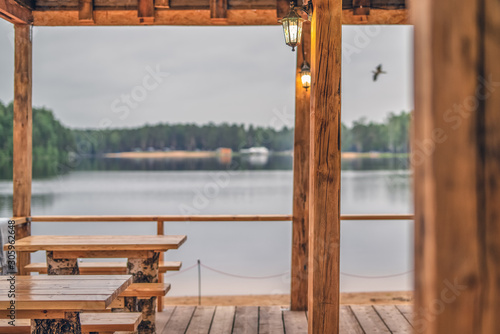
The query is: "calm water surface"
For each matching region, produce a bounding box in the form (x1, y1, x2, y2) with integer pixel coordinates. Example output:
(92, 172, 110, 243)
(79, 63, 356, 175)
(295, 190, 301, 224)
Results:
(0, 156, 413, 296)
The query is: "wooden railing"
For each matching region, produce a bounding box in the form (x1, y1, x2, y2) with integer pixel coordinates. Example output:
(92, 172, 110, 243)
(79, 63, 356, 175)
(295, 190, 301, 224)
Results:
(12, 214, 415, 233)
(21, 214, 414, 223)
(11, 214, 414, 310)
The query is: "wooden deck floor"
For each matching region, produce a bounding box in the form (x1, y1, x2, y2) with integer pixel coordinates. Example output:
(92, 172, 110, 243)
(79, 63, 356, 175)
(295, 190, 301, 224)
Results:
(156, 304, 413, 333)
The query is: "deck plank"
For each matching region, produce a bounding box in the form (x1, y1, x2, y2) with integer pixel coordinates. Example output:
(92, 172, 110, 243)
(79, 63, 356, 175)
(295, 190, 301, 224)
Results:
(283, 310, 308, 334)
(259, 306, 284, 334)
(396, 304, 414, 327)
(162, 306, 196, 334)
(210, 306, 236, 334)
(374, 305, 412, 333)
(233, 306, 259, 334)
(156, 306, 176, 333)
(340, 306, 364, 334)
(350, 305, 390, 333)
(154, 304, 413, 334)
(186, 306, 216, 334)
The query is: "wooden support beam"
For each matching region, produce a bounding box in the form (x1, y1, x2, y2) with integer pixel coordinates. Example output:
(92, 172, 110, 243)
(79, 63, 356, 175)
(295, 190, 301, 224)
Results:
(138, 0, 154, 23)
(32, 9, 280, 26)
(31, 8, 408, 26)
(0, 0, 32, 24)
(413, 0, 500, 332)
(13, 24, 32, 276)
(308, 0, 341, 331)
(290, 21, 310, 312)
(210, 0, 227, 20)
(276, 0, 289, 20)
(352, 0, 369, 15)
(78, 0, 94, 23)
(342, 8, 407, 24)
(155, 0, 169, 9)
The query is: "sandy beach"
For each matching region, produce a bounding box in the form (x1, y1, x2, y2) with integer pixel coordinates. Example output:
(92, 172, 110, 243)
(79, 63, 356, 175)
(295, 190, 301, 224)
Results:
(104, 150, 218, 159)
(164, 291, 413, 306)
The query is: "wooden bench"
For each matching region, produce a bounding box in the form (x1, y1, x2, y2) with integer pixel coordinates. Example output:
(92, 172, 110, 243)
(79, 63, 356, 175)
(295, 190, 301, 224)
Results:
(25, 261, 179, 312)
(0, 312, 142, 334)
(111, 282, 171, 308)
(24, 261, 182, 275)
(120, 283, 170, 298)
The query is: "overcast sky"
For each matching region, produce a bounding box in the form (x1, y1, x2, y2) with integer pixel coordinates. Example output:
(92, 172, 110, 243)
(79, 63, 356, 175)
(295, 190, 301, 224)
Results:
(0, 21, 413, 129)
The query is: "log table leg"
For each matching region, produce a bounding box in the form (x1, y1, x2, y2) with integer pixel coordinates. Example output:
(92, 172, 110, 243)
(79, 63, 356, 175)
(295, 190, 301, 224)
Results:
(46, 251, 80, 275)
(126, 252, 160, 334)
(31, 311, 81, 334)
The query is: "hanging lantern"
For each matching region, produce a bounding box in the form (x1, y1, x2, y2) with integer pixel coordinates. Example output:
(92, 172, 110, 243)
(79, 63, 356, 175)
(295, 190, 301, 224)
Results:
(300, 61, 311, 90)
(280, 2, 306, 51)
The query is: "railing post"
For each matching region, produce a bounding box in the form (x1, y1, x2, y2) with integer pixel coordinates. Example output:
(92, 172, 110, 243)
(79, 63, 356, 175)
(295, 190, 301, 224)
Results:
(291, 14, 311, 311)
(13, 24, 32, 275)
(308, 0, 342, 331)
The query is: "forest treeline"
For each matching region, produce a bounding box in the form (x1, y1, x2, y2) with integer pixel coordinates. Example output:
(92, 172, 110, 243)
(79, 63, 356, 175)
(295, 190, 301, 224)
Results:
(0, 100, 411, 164)
(0, 101, 74, 164)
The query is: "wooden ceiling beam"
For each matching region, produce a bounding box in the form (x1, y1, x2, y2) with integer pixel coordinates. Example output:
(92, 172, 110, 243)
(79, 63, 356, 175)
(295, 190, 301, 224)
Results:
(138, 0, 154, 23)
(276, 0, 288, 20)
(33, 8, 279, 25)
(0, 0, 32, 24)
(343, 8, 407, 24)
(210, 0, 227, 21)
(155, 0, 169, 9)
(31, 7, 408, 25)
(352, 0, 370, 15)
(78, 0, 93, 23)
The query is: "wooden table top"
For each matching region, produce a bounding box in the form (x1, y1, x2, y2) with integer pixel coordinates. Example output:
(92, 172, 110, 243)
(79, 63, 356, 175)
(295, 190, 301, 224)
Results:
(5, 235, 187, 252)
(0, 275, 132, 310)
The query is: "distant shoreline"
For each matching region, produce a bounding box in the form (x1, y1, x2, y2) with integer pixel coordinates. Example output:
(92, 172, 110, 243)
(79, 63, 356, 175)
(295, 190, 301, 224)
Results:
(104, 151, 218, 159)
(103, 150, 408, 159)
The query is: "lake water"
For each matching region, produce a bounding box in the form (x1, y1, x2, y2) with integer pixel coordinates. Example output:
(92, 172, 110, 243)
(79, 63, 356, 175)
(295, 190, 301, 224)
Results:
(0, 156, 414, 296)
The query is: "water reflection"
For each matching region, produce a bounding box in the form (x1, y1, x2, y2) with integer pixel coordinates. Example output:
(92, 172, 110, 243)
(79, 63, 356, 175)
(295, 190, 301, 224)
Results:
(0, 158, 413, 295)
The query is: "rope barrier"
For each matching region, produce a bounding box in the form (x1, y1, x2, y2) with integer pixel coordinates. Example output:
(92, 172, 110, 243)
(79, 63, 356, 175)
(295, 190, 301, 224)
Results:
(201, 263, 287, 279)
(340, 270, 414, 279)
(165, 261, 413, 280)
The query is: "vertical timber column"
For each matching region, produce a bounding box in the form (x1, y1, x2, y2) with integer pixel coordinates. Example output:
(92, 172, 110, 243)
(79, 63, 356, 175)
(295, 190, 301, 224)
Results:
(413, 0, 500, 332)
(291, 20, 311, 311)
(13, 24, 32, 275)
(308, 0, 341, 332)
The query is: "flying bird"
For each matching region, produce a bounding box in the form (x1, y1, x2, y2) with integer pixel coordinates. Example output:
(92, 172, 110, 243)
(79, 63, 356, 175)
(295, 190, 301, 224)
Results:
(372, 64, 387, 81)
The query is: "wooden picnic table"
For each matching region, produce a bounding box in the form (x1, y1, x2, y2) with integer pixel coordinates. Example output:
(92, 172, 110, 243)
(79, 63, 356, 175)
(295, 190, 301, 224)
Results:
(0, 275, 132, 333)
(7, 235, 187, 334)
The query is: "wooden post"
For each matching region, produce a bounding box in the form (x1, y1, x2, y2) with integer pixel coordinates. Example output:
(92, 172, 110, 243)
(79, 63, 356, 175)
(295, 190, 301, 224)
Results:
(157, 220, 164, 312)
(13, 24, 32, 276)
(308, 0, 341, 331)
(413, 0, 500, 332)
(291, 21, 310, 311)
(127, 252, 160, 334)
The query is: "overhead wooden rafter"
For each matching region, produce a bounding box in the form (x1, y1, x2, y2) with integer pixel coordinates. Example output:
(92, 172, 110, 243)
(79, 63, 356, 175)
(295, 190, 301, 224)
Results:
(0, 0, 32, 24)
(23, 0, 408, 26)
(78, 0, 93, 23)
(138, 0, 154, 23)
(210, 0, 227, 21)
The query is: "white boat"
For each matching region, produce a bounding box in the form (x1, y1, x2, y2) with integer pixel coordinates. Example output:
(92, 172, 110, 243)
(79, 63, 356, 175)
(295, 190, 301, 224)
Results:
(240, 147, 270, 155)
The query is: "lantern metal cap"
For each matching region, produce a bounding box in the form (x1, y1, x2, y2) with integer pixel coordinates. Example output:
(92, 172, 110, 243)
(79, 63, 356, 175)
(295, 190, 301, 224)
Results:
(301, 61, 310, 72)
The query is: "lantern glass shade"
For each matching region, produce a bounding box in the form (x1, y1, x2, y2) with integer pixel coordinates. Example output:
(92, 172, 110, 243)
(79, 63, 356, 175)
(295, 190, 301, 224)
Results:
(281, 6, 305, 51)
(300, 61, 311, 90)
